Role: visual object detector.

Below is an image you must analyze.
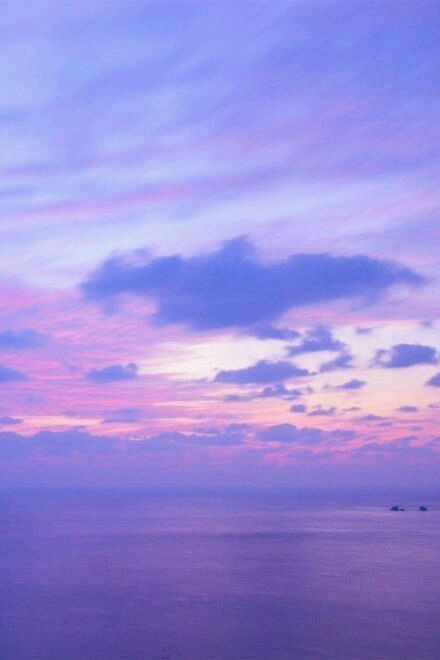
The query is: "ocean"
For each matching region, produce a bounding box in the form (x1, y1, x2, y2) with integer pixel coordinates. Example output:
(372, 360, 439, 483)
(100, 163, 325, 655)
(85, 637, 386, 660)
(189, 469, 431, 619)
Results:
(1, 489, 439, 659)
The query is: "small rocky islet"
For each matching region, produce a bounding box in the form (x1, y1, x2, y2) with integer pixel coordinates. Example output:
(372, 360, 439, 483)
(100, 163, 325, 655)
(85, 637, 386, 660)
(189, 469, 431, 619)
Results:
(389, 505, 428, 511)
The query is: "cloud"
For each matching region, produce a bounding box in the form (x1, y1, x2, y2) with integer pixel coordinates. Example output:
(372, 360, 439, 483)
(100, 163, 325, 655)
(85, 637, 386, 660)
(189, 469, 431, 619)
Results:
(224, 383, 312, 401)
(352, 436, 440, 458)
(0, 426, 246, 460)
(290, 404, 307, 413)
(224, 393, 248, 402)
(248, 324, 300, 341)
(133, 429, 246, 450)
(319, 352, 354, 372)
(397, 405, 419, 413)
(82, 237, 423, 331)
(338, 378, 365, 390)
(426, 372, 440, 387)
(215, 359, 308, 384)
(0, 416, 23, 425)
(86, 363, 139, 383)
(225, 422, 249, 433)
(102, 407, 143, 423)
(259, 423, 315, 443)
(358, 414, 389, 422)
(258, 423, 356, 444)
(257, 383, 309, 399)
(0, 364, 28, 382)
(0, 328, 46, 350)
(308, 406, 336, 417)
(288, 325, 345, 355)
(0, 429, 117, 459)
(355, 326, 374, 335)
(373, 343, 438, 368)
(257, 383, 290, 398)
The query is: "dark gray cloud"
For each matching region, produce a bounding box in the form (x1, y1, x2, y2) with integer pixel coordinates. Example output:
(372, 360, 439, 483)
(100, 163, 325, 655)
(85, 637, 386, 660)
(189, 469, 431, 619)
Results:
(288, 325, 345, 355)
(215, 360, 309, 385)
(86, 363, 139, 383)
(0, 364, 28, 382)
(373, 343, 438, 368)
(396, 405, 419, 413)
(82, 237, 422, 331)
(0, 328, 46, 350)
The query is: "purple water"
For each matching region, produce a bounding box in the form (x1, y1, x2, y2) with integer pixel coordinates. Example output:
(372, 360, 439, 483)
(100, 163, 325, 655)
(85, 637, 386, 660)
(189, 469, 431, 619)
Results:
(1, 490, 439, 659)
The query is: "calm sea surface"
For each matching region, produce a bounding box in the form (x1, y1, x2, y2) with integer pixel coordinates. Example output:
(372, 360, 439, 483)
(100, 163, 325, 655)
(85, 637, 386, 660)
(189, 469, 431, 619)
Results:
(0, 490, 439, 659)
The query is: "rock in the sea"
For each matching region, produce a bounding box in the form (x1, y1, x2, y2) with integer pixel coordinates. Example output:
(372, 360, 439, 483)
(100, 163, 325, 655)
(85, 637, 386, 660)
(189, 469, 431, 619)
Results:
(419, 506, 428, 511)
(390, 505, 400, 511)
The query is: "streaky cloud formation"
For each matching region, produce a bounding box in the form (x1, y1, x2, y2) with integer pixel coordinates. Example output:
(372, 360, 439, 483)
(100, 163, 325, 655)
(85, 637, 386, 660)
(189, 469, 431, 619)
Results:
(82, 237, 423, 331)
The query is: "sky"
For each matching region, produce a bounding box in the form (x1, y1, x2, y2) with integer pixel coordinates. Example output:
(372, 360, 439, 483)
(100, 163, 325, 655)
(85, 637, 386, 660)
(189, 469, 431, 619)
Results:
(0, 0, 439, 489)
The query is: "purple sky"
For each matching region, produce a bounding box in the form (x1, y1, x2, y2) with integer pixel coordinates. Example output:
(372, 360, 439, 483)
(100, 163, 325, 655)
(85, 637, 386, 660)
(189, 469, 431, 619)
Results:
(1, 1, 439, 488)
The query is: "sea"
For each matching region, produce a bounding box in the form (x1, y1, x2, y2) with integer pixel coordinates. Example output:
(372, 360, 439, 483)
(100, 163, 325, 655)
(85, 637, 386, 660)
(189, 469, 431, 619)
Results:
(0, 489, 439, 659)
